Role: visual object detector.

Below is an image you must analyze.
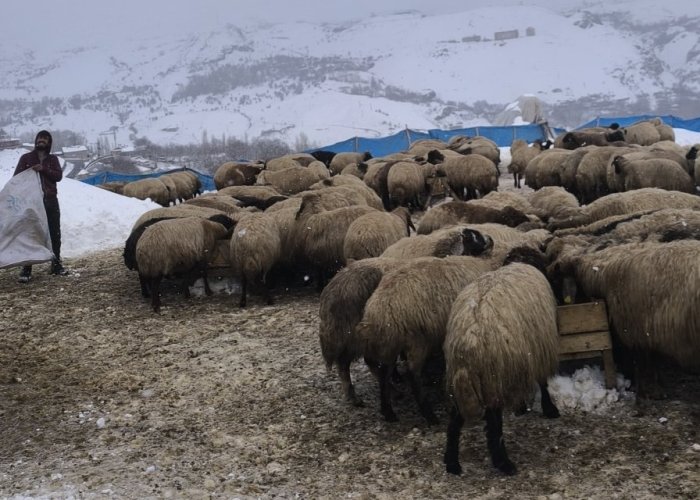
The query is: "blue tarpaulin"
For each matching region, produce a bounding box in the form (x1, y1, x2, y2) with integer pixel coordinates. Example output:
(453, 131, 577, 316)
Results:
(81, 167, 215, 192)
(80, 115, 700, 187)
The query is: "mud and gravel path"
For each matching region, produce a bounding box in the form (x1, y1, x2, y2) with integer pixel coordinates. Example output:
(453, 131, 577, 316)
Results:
(1, 247, 698, 499)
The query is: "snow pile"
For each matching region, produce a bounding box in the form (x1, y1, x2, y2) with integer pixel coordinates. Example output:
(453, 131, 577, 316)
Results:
(549, 365, 634, 414)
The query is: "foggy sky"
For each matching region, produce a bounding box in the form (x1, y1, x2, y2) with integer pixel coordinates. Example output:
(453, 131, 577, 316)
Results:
(1, 0, 586, 52)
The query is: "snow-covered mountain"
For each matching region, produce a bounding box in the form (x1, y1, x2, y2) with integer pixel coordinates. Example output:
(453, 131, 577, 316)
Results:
(1, 1, 700, 149)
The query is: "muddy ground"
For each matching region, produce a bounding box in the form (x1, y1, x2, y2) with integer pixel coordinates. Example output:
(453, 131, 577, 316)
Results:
(0, 244, 698, 500)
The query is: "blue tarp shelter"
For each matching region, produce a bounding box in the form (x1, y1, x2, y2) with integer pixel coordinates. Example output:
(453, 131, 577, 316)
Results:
(81, 167, 215, 192)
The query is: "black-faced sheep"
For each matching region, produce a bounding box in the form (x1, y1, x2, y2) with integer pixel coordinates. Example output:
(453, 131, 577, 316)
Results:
(381, 226, 494, 260)
(443, 257, 560, 476)
(135, 216, 234, 313)
(310, 150, 337, 167)
(213, 161, 264, 190)
(229, 212, 281, 307)
(343, 207, 415, 261)
(547, 238, 700, 398)
(329, 152, 373, 176)
(356, 255, 496, 423)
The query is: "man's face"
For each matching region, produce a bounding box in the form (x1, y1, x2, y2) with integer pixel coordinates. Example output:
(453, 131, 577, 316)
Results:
(35, 135, 49, 151)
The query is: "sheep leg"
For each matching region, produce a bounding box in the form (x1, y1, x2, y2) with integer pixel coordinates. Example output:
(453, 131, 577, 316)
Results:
(484, 407, 517, 475)
(405, 368, 439, 425)
(539, 382, 560, 418)
(239, 275, 247, 308)
(337, 354, 363, 407)
(444, 404, 464, 475)
(368, 359, 398, 422)
(261, 272, 274, 306)
(149, 276, 162, 313)
(200, 262, 213, 297)
(138, 273, 150, 298)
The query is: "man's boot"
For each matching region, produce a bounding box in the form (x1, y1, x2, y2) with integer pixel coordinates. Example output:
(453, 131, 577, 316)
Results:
(51, 259, 68, 276)
(18, 266, 32, 283)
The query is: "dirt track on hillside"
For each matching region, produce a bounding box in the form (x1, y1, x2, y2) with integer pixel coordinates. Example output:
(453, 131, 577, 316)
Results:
(0, 244, 698, 499)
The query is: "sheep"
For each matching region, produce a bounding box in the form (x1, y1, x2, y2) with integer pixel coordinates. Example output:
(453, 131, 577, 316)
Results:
(407, 139, 450, 158)
(547, 188, 700, 230)
(355, 255, 495, 423)
(340, 161, 368, 179)
(295, 198, 379, 289)
(386, 160, 430, 210)
(135, 216, 234, 313)
(183, 194, 243, 216)
(560, 129, 626, 150)
(508, 139, 549, 188)
(434, 154, 499, 201)
(218, 185, 287, 210)
(526, 186, 580, 221)
(132, 204, 230, 231)
(574, 146, 639, 203)
(97, 181, 126, 195)
(610, 156, 695, 194)
(448, 136, 501, 166)
(167, 171, 202, 200)
(229, 212, 282, 307)
(650, 117, 675, 142)
(264, 153, 315, 172)
(319, 257, 406, 406)
(443, 258, 560, 476)
(622, 120, 662, 146)
(122, 178, 171, 207)
(310, 150, 337, 167)
(524, 149, 574, 190)
(328, 152, 373, 176)
(343, 207, 415, 261)
(417, 201, 530, 235)
(213, 161, 264, 189)
(256, 164, 329, 195)
(123, 213, 235, 297)
(381, 226, 494, 260)
(310, 175, 384, 210)
(547, 238, 700, 398)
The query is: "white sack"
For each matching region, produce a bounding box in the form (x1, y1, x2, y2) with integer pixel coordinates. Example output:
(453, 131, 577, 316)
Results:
(0, 169, 54, 268)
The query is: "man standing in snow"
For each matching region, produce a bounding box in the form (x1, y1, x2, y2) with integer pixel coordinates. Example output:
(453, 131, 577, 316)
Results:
(14, 130, 68, 282)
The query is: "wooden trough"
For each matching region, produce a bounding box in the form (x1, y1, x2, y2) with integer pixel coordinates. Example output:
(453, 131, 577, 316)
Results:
(557, 301, 617, 389)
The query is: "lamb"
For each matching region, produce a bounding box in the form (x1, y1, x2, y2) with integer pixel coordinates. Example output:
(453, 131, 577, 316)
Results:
(213, 161, 264, 189)
(256, 164, 329, 195)
(122, 178, 171, 207)
(381, 226, 494, 260)
(229, 212, 281, 307)
(610, 156, 695, 194)
(417, 201, 530, 235)
(434, 154, 499, 200)
(135, 216, 234, 313)
(343, 207, 415, 261)
(443, 256, 560, 476)
(355, 255, 495, 423)
(547, 238, 700, 397)
(329, 152, 373, 176)
(508, 139, 549, 188)
(547, 188, 700, 231)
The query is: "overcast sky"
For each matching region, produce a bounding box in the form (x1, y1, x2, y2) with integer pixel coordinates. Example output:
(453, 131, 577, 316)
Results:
(1, 0, 587, 51)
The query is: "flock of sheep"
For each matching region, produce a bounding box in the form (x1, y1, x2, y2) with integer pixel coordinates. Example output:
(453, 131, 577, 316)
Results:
(113, 117, 699, 476)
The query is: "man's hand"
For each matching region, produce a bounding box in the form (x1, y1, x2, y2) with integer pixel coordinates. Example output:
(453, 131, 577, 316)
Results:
(31, 164, 42, 171)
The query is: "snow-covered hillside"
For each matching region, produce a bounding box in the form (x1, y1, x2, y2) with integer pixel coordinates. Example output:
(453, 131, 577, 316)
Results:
(1, 1, 700, 148)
